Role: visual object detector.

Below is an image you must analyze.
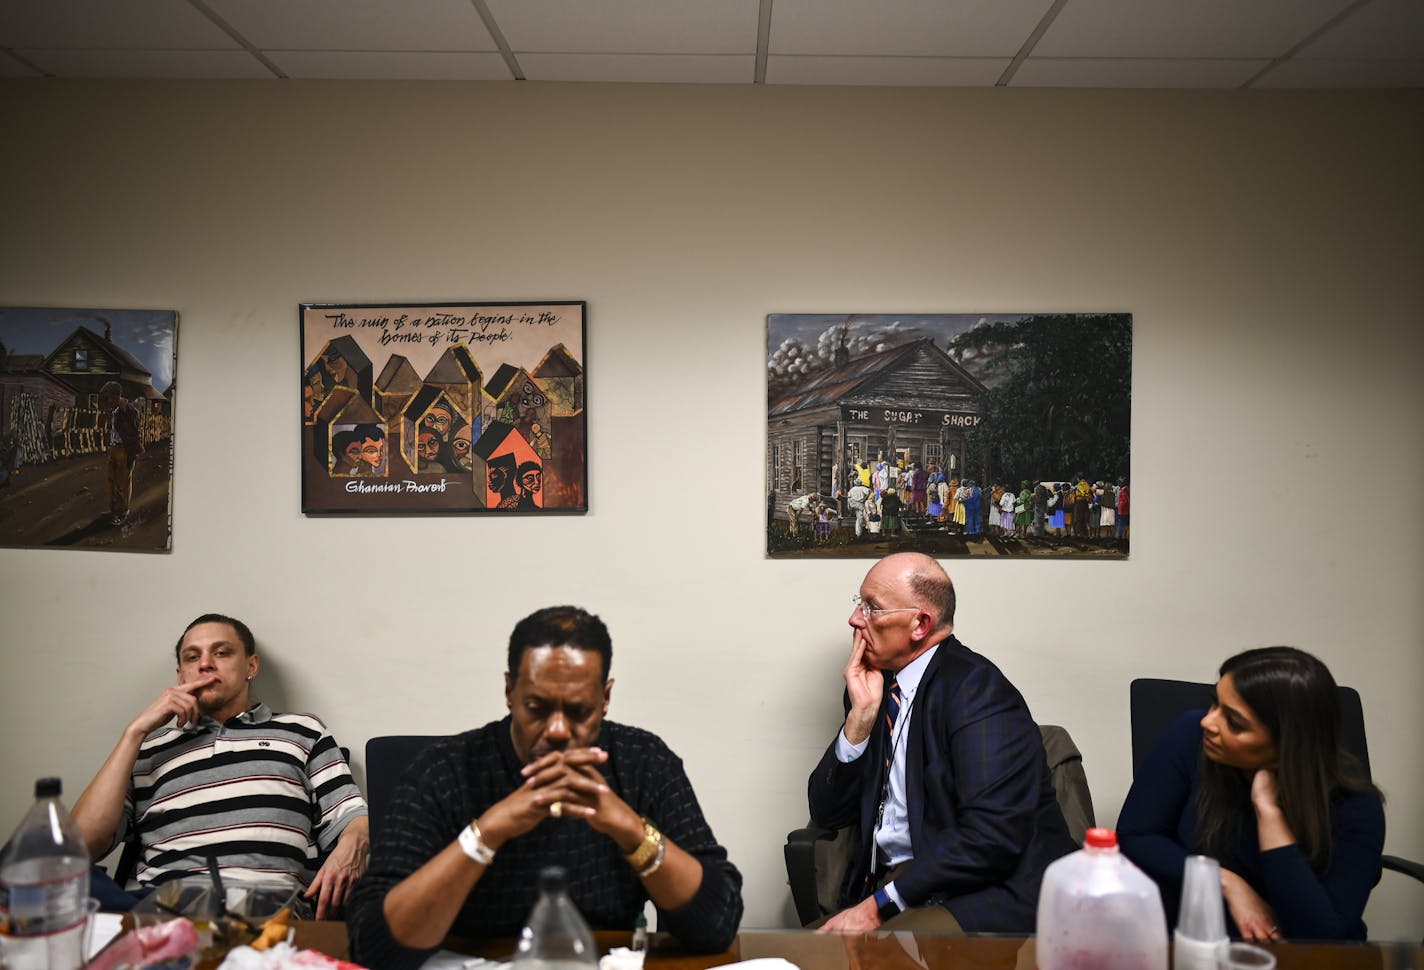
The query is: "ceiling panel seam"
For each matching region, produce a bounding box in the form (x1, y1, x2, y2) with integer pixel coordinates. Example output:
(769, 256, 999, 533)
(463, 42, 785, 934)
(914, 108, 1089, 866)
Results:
(1240, 0, 1375, 88)
(2, 47, 47, 77)
(999, 0, 1070, 87)
(755, 0, 773, 83)
(471, 0, 523, 80)
(187, 0, 285, 78)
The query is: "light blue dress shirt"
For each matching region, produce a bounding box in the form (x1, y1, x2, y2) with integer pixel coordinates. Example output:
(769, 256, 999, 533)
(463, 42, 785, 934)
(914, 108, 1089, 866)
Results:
(834, 643, 940, 912)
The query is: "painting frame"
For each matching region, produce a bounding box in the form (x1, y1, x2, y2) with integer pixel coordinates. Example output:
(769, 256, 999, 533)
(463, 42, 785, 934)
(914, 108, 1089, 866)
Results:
(767, 312, 1131, 560)
(0, 305, 178, 552)
(300, 300, 587, 515)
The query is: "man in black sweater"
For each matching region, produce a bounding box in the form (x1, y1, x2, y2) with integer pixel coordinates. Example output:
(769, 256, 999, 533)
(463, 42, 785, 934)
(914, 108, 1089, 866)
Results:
(348, 606, 743, 968)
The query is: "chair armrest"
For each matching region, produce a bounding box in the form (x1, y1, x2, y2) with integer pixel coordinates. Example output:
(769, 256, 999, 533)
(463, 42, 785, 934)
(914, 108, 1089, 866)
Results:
(1382, 854, 1424, 885)
(785, 826, 840, 926)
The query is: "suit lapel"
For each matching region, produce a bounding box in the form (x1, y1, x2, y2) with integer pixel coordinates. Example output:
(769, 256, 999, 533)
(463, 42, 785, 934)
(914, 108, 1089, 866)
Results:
(905, 636, 954, 845)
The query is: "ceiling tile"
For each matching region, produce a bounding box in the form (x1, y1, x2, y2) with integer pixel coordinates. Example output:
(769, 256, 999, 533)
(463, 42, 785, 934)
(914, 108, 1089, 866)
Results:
(206, 0, 494, 52)
(1012, 57, 1268, 88)
(486, 0, 760, 54)
(14, 49, 273, 78)
(1298, 0, 1424, 59)
(0, 0, 238, 49)
(0, 0, 1416, 88)
(767, 55, 1009, 86)
(272, 50, 512, 80)
(1035, 0, 1358, 58)
(518, 52, 754, 83)
(1254, 57, 1424, 87)
(769, 0, 1055, 56)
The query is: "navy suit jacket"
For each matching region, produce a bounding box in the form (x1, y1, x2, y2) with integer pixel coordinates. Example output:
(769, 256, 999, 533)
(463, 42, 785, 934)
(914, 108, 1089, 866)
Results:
(807, 635, 1075, 932)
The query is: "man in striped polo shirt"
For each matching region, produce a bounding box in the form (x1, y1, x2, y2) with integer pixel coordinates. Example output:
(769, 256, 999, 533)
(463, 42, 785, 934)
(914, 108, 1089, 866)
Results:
(73, 614, 370, 918)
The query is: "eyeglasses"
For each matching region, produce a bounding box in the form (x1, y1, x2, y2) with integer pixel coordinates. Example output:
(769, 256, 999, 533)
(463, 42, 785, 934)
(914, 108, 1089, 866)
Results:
(851, 594, 920, 621)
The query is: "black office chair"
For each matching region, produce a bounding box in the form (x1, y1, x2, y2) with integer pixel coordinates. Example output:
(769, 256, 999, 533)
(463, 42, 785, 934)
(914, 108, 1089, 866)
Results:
(1128, 678, 1424, 891)
(1129, 679, 1376, 777)
(365, 734, 447, 841)
(783, 723, 1095, 926)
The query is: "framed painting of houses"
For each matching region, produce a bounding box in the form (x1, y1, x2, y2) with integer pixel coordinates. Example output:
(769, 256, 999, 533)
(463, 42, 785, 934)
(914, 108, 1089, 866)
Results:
(300, 301, 586, 514)
(0, 306, 178, 552)
(767, 313, 1131, 560)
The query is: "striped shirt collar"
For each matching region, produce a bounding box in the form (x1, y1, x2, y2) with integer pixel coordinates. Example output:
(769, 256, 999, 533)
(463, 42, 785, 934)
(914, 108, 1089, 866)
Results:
(238, 701, 272, 724)
(181, 700, 271, 733)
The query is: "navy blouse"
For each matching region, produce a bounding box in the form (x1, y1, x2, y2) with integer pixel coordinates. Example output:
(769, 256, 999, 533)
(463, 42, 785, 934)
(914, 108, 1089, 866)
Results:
(1117, 710, 1383, 941)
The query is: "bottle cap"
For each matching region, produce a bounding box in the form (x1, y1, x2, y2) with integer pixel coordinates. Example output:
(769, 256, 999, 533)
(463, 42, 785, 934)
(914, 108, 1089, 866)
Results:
(35, 777, 62, 798)
(538, 865, 568, 893)
(1084, 827, 1117, 848)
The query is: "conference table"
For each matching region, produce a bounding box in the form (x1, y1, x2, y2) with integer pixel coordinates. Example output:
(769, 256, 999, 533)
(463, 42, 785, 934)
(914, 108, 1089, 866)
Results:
(290, 924, 1423, 970)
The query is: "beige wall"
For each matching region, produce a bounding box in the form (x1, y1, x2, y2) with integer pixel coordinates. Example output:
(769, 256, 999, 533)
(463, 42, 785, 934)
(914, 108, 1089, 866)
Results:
(1, 80, 1420, 938)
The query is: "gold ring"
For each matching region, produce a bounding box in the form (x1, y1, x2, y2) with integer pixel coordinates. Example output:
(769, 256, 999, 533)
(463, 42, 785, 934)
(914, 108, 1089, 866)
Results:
(549, 800, 563, 818)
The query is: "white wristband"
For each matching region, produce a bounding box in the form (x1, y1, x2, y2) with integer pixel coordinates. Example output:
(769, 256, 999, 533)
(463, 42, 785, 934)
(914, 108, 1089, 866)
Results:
(458, 823, 496, 866)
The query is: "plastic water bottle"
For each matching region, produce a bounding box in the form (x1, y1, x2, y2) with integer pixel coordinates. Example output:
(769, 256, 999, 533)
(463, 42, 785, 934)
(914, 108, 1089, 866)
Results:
(0, 778, 93, 970)
(511, 866, 599, 970)
(1036, 827, 1168, 970)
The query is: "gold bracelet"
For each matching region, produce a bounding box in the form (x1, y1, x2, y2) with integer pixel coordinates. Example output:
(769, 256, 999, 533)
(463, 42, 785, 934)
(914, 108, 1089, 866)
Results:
(637, 838, 667, 878)
(624, 818, 663, 871)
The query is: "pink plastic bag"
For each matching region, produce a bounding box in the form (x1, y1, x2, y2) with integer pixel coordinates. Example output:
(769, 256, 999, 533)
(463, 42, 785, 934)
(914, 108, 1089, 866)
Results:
(86, 916, 200, 970)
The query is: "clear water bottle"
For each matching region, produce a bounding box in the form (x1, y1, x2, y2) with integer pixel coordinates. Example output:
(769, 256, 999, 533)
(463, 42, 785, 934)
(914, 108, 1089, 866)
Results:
(0, 778, 93, 970)
(1036, 827, 1168, 970)
(511, 866, 598, 970)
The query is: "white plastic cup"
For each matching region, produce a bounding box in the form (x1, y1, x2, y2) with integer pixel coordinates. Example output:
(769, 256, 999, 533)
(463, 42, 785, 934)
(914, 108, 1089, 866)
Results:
(1177, 855, 1227, 942)
(1217, 942, 1277, 970)
(1174, 934, 1224, 970)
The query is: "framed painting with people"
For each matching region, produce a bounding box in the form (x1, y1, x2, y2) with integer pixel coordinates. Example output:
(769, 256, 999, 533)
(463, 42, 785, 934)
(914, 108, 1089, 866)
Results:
(0, 306, 178, 552)
(766, 312, 1131, 560)
(300, 301, 587, 514)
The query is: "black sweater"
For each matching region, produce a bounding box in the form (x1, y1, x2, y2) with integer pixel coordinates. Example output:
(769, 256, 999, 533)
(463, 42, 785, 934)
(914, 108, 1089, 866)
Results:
(349, 718, 743, 968)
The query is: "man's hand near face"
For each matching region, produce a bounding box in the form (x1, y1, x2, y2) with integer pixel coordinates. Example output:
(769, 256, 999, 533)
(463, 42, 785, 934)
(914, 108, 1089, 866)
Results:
(72, 676, 221, 860)
(507, 746, 705, 912)
(475, 747, 619, 846)
(842, 632, 882, 746)
(514, 748, 645, 848)
(129, 677, 220, 736)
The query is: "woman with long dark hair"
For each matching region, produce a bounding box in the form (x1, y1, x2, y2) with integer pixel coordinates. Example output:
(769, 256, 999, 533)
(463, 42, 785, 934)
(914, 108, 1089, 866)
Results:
(1118, 647, 1384, 942)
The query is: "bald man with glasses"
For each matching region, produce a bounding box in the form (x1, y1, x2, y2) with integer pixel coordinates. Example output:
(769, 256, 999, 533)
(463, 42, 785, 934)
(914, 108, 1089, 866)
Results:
(807, 552, 1075, 934)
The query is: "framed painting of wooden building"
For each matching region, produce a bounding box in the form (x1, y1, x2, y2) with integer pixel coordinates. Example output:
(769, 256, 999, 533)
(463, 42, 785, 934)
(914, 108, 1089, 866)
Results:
(300, 301, 586, 514)
(0, 306, 178, 552)
(767, 312, 1131, 560)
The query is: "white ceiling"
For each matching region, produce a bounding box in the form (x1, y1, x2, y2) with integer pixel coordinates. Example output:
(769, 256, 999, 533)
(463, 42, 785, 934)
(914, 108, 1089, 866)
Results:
(1, 0, 1421, 89)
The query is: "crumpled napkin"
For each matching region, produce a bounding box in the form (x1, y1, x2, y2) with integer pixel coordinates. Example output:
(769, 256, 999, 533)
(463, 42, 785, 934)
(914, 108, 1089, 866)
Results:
(218, 940, 366, 969)
(599, 946, 646, 970)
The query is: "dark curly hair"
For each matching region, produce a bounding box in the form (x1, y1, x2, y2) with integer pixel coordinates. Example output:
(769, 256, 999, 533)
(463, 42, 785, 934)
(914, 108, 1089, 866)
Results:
(507, 606, 612, 681)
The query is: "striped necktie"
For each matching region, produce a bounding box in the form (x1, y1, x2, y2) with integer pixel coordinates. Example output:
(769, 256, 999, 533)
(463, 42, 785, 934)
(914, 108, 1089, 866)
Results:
(867, 678, 906, 883)
(883, 679, 903, 768)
